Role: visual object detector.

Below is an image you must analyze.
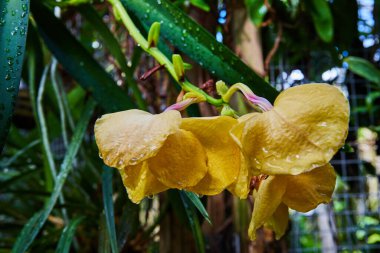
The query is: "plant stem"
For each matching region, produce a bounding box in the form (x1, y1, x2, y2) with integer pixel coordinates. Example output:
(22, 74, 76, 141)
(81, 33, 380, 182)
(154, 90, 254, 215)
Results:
(108, 0, 224, 107)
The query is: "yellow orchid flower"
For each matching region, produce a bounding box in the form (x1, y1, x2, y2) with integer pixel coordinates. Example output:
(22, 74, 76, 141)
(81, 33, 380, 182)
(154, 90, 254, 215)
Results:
(230, 83, 350, 176)
(227, 83, 348, 240)
(94, 109, 241, 203)
(248, 163, 336, 240)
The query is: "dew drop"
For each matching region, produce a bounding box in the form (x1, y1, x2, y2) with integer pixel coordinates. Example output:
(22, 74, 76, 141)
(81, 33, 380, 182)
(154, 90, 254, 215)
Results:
(6, 86, 15, 92)
(130, 157, 139, 165)
(7, 57, 14, 66)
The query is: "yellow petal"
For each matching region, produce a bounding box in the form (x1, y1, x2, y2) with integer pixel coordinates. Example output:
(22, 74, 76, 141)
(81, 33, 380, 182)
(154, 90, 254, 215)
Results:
(119, 162, 168, 204)
(181, 116, 241, 195)
(248, 176, 287, 240)
(95, 110, 181, 169)
(265, 203, 289, 240)
(148, 129, 208, 189)
(237, 84, 349, 175)
(230, 113, 260, 149)
(282, 163, 336, 212)
(227, 154, 251, 199)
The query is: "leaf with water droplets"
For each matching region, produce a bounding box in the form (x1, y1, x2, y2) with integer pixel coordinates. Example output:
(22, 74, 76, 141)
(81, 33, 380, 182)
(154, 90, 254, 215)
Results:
(0, 0, 30, 153)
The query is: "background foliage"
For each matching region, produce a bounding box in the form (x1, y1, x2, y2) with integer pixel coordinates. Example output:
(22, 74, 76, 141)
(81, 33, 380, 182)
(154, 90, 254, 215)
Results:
(0, 0, 379, 252)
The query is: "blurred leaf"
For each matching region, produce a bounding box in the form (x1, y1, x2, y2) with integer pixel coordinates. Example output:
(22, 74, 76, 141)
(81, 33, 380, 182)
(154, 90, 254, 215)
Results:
(245, 0, 268, 26)
(0, 166, 41, 192)
(117, 199, 139, 249)
(368, 234, 380, 244)
(56, 217, 84, 253)
(366, 91, 380, 106)
(31, 2, 135, 112)
(305, 0, 333, 43)
(122, 0, 279, 102)
(102, 166, 118, 253)
(12, 99, 96, 253)
(362, 161, 376, 176)
(190, 0, 210, 12)
(331, 0, 358, 50)
(0, 139, 40, 168)
(78, 5, 146, 109)
(0, 0, 30, 152)
(183, 191, 211, 224)
(341, 143, 354, 153)
(344, 56, 380, 85)
(99, 213, 112, 253)
(359, 216, 379, 227)
(45, 0, 92, 7)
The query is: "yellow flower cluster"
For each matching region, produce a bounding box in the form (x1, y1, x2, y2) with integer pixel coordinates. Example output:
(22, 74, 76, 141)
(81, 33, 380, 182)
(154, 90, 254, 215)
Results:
(94, 83, 349, 240)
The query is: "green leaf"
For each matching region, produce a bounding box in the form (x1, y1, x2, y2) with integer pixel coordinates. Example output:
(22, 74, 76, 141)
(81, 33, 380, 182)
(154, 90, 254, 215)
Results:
(0, 0, 30, 152)
(189, 0, 210, 12)
(305, 0, 334, 43)
(56, 217, 84, 253)
(344, 56, 380, 85)
(368, 233, 380, 244)
(31, 2, 135, 112)
(245, 0, 268, 26)
(12, 99, 96, 253)
(102, 166, 119, 253)
(179, 192, 205, 253)
(183, 191, 211, 224)
(99, 213, 112, 253)
(122, 0, 279, 102)
(117, 199, 140, 249)
(77, 5, 146, 109)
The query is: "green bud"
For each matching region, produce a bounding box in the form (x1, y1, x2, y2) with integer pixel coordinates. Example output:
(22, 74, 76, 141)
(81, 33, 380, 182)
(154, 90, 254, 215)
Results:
(148, 22, 161, 48)
(183, 62, 193, 70)
(216, 80, 229, 96)
(183, 91, 206, 102)
(173, 54, 185, 81)
(220, 105, 238, 118)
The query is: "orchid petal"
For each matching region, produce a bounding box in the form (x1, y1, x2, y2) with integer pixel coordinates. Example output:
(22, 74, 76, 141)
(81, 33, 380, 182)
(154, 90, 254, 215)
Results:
(248, 176, 287, 240)
(283, 163, 336, 212)
(265, 203, 289, 240)
(233, 84, 349, 175)
(120, 162, 168, 204)
(181, 116, 241, 195)
(148, 129, 208, 188)
(95, 109, 181, 168)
